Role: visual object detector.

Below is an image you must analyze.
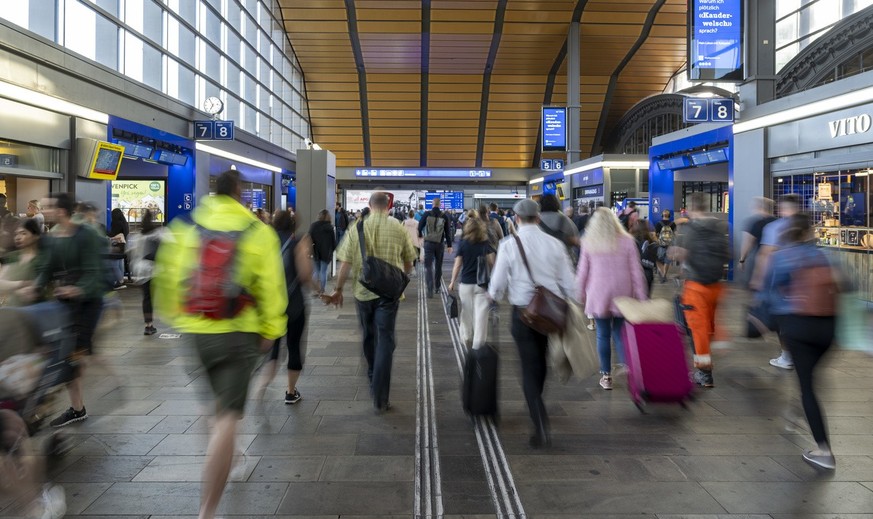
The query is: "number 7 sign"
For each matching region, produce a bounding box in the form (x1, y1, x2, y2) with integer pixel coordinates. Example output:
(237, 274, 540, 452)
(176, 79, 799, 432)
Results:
(683, 98, 709, 123)
(194, 121, 214, 140)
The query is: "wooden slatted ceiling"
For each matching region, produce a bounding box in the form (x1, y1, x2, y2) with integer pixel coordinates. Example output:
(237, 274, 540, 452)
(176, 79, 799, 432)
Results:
(279, 0, 688, 168)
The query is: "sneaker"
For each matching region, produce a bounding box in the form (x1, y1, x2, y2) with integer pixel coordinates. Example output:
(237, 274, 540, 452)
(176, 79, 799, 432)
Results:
(50, 407, 87, 428)
(112, 282, 127, 290)
(803, 450, 836, 470)
(284, 389, 302, 405)
(769, 354, 794, 370)
(599, 375, 613, 390)
(374, 401, 392, 414)
(31, 484, 66, 519)
(693, 369, 715, 388)
(586, 322, 595, 331)
(143, 325, 157, 336)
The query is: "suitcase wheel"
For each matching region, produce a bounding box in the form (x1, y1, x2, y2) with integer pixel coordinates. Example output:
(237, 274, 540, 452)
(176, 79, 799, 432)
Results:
(633, 400, 646, 414)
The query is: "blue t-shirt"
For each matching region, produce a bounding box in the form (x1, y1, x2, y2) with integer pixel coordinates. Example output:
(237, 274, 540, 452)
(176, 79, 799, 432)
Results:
(760, 217, 792, 248)
(456, 239, 493, 285)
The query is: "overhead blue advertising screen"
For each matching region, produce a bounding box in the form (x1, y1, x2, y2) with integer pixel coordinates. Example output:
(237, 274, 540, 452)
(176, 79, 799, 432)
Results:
(542, 107, 567, 152)
(425, 191, 464, 211)
(689, 0, 743, 81)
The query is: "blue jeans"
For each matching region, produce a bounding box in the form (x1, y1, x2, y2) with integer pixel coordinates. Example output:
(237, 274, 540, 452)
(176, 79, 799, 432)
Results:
(595, 317, 626, 374)
(314, 260, 329, 293)
(356, 296, 401, 408)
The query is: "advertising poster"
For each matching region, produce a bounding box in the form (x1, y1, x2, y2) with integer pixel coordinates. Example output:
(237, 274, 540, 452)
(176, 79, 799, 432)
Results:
(111, 180, 166, 223)
(689, 0, 743, 81)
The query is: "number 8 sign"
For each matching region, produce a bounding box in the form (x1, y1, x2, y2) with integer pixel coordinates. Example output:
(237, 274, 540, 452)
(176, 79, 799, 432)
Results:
(710, 99, 734, 122)
(214, 121, 234, 141)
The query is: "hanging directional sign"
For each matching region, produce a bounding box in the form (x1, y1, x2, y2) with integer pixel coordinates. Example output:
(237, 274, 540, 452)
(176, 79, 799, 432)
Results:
(194, 120, 235, 141)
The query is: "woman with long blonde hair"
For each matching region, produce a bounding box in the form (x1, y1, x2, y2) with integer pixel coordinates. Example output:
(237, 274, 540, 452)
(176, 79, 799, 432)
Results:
(576, 208, 648, 390)
(448, 215, 495, 349)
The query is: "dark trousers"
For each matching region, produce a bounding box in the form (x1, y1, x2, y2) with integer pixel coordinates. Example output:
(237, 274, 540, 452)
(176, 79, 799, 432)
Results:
(777, 314, 836, 446)
(423, 241, 445, 295)
(142, 280, 153, 323)
(62, 297, 104, 358)
(356, 297, 401, 408)
(510, 307, 550, 437)
(270, 309, 308, 370)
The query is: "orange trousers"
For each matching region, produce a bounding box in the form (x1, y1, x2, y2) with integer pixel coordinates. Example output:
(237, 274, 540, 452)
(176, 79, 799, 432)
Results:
(681, 280, 725, 369)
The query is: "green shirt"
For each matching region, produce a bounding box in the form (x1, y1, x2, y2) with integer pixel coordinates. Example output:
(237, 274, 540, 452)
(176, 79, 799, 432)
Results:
(336, 212, 417, 301)
(35, 224, 106, 300)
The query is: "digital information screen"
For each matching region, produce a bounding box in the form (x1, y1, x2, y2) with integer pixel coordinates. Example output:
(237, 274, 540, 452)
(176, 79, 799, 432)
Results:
(89, 142, 125, 180)
(425, 191, 464, 211)
(111, 180, 166, 223)
(690, 148, 729, 166)
(117, 141, 154, 159)
(355, 169, 491, 178)
(688, 0, 743, 81)
(542, 107, 567, 152)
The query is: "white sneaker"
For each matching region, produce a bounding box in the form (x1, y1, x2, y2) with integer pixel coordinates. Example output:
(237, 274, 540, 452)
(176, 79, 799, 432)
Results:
(769, 354, 794, 370)
(586, 322, 595, 331)
(599, 375, 613, 390)
(31, 484, 66, 519)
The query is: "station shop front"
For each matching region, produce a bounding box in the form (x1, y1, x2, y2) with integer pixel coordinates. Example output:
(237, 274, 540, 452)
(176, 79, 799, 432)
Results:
(0, 96, 69, 221)
(761, 101, 873, 302)
(552, 155, 650, 217)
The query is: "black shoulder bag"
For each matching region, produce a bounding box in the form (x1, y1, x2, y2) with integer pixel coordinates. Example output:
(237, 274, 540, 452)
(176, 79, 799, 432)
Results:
(357, 219, 410, 300)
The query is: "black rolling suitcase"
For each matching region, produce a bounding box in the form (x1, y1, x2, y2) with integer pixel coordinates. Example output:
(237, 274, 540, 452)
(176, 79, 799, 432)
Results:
(462, 306, 499, 418)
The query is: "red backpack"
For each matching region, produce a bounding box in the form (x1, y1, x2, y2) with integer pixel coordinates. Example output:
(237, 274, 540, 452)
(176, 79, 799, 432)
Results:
(184, 222, 258, 319)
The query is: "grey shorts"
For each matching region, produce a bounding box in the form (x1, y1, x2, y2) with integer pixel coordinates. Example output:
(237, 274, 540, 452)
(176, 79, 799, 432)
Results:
(191, 332, 261, 414)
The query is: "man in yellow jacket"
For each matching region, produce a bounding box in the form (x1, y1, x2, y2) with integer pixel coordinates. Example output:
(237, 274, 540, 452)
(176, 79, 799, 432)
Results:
(154, 169, 287, 519)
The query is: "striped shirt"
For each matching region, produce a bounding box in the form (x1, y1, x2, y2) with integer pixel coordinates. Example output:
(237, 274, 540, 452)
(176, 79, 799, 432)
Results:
(336, 212, 418, 301)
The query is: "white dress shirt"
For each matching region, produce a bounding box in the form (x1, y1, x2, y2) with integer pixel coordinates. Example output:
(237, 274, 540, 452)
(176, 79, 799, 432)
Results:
(488, 224, 577, 307)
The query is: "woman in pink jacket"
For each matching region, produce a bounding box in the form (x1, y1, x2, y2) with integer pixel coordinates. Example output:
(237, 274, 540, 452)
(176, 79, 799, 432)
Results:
(576, 208, 649, 390)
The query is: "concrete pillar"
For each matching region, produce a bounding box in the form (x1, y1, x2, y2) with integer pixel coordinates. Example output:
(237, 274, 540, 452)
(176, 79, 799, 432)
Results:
(567, 22, 581, 165)
(732, 128, 768, 261)
(740, 0, 776, 106)
(295, 149, 337, 233)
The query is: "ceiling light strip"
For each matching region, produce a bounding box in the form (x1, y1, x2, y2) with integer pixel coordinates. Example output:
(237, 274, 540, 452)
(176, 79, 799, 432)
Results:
(195, 143, 282, 173)
(733, 85, 873, 134)
(0, 80, 108, 123)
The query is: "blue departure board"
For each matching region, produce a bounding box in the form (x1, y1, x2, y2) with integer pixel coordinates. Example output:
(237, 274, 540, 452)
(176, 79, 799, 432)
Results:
(355, 169, 490, 178)
(542, 107, 567, 152)
(689, 0, 743, 81)
(425, 191, 464, 211)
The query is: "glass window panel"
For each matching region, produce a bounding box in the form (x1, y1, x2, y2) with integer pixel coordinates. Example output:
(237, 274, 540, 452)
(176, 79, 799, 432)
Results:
(244, 45, 257, 70)
(178, 64, 196, 106)
(244, 16, 258, 47)
(227, 0, 242, 28)
(259, 30, 271, 55)
(3, 0, 58, 41)
(124, 31, 145, 82)
(271, 121, 282, 144)
(778, 0, 802, 16)
(227, 29, 242, 64)
(244, 74, 257, 105)
(292, 91, 301, 112)
(776, 14, 797, 47)
(93, 0, 118, 17)
(65, 0, 98, 60)
(142, 0, 163, 43)
(259, 112, 272, 137)
(776, 43, 799, 72)
(242, 102, 257, 131)
(201, 4, 220, 47)
(226, 62, 241, 97)
(178, 23, 196, 64)
(167, 0, 196, 20)
(204, 0, 222, 13)
(166, 57, 179, 97)
(226, 95, 241, 123)
(259, 85, 270, 113)
(204, 44, 220, 83)
(259, 58, 271, 88)
(803, 0, 840, 34)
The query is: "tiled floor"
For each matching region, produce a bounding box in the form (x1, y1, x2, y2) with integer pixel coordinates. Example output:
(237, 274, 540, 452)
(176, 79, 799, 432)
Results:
(3, 257, 873, 518)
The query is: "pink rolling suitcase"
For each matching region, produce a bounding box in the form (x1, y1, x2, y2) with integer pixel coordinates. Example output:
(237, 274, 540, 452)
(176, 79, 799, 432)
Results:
(622, 322, 694, 411)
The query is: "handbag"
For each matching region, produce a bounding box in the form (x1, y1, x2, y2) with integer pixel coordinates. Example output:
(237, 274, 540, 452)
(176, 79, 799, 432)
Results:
(446, 293, 459, 319)
(357, 219, 410, 300)
(476, 255, 490, 288)
(548, 300, 598, 382)
(512, 235, 567, 335)
(745, 299, 776, 339)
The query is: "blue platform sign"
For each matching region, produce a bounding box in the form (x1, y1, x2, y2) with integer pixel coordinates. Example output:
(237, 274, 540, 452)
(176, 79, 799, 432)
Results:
(194, 120, 234, 141)
(214, 121, 234, 140)
(542, 107, 567, 152)
(684, 98, 710, 123)
(194, 121, 214, 140)
(553, 159, 564, 171)
(689, 0, 743, 81)
(710, 98, 734, 122)
(541, 159, 554, 171)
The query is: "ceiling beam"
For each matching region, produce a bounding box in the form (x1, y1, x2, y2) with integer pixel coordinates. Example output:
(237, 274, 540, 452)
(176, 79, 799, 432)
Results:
(532, 0, 589, 169)
(420, 0, 431, 167)
(345, 0, 372, 166)
(475, 0, 508, 167)
(591, 0, 667, 156)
